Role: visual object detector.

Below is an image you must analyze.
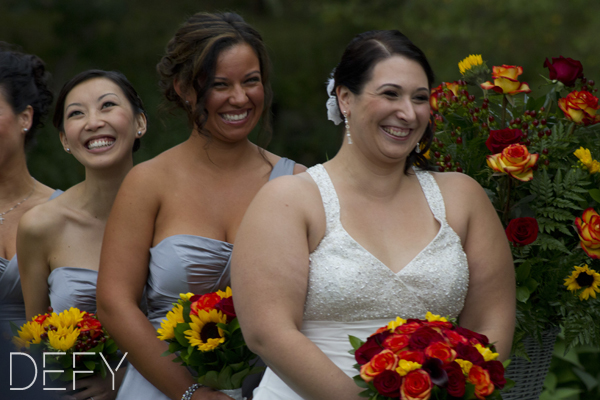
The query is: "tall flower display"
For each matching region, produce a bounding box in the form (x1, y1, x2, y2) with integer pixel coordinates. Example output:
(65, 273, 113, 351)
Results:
(429, 54, 600, 353)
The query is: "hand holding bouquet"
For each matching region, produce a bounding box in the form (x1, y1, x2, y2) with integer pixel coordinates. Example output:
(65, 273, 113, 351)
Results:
(157, 287, 263, 392)
(12, 307, 121, 384)
(350, 313, 510, 400)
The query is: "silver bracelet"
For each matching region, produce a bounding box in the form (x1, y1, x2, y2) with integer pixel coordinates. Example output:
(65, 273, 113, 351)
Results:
(181, 383, 202, 400)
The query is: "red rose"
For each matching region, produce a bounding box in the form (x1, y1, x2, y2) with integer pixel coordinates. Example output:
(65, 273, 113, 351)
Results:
(383, 334, 410, 354)
(77, 314, 103, 339)
(190, 292, 222, 315)
(484, 360, 506, 389)
(469, 365, 495, 400)
(453, 326, 489, 346)
(559, 90, 600, 126)
(424, 342, 456, 363)
(505, 217, 539, 246)
(355, 334, 385, 365)
(485, 128, 524, 154)
(360, 349, 398, 382)
(408, 326, 444, 350)
(455, 343, 484, 366)
(443, 329, 470, 347)
(442, 361, 466, 397)
(544, 56, 583, 87)
(34, 314, 48, 325)
(215, 297, 236, 321)
(373, 370, 402, 398)
(400, 369, 432, 400)
(397, 350, 426, 365)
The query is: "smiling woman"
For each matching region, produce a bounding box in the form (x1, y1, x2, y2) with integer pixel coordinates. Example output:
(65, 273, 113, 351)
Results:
(95, 11, 304, 400)
(16, 69, 147, 400)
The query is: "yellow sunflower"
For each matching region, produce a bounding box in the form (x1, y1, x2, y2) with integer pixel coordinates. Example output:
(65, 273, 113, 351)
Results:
(574, 147, 600, 174)
(425, 312, 448, 322)
(387, 316, 407, 331)
(184, 309, 227, 351)
(12, 321, 45, 349)
(157, 304, 185, 341)
(459, 54, 484, 75)
(47, 326, 80, 351)
(564, 264, 600, 300)
(216, 286, 232, 299)
(46, 307, 86, 329)
(474, 343, 499, 361)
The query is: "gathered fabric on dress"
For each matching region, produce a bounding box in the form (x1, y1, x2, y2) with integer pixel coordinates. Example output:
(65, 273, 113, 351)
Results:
(116, 157, 296, 400)
(48, 267, 98, 314)
(0, 189, 63, 341)
(253, 164, 470, 399)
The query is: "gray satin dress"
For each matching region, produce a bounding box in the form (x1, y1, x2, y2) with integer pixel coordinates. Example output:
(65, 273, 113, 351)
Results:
(116, 158, 296, 400)
(0, 189, 62, 341)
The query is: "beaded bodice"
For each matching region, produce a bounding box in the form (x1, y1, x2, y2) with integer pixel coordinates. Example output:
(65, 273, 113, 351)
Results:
(303, 164, 469, 322)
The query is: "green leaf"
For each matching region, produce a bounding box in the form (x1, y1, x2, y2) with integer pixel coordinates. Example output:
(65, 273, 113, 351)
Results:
(353, 374, 369, 389)
(589, 188, 600, 203)
(516, 285, 531, 303)
(99, 358, 107, 379)
(230, 368, 250, 389)
(516, 263, 531, 281)
(84, 360, 96, 371)
(217, 365, 233, 389)
(543, 371, 557, 391)
(104, 340, 118, 354)
(202, 370, 219, 389)
(349, 335, 365, 350)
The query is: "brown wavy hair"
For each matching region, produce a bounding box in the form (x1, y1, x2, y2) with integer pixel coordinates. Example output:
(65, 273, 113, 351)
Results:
(157, 12, 273, 149)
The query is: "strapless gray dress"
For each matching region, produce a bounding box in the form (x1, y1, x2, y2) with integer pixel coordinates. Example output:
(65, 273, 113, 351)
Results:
(48, 267, 98, 314)
(0, 189, 62, 341)
(116, 158, 296, 400)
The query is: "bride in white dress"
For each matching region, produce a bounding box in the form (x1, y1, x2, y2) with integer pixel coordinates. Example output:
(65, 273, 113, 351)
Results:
(231, 30, 515, 400)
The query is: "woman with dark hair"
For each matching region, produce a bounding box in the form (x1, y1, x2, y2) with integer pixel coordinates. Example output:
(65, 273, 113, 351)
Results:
(96, 12, 304, 400)
(231, 30, 516, 399)
(17, 69, 147, 399)
(0, 44, 58, 339)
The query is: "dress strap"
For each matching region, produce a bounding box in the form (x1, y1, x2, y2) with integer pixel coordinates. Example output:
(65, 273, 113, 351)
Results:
(414, 170, 447, 221)
(269, 157, 296, 180)
(306, 164, 341, 234)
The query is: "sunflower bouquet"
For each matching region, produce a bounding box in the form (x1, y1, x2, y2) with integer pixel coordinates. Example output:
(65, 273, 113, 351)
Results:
(12, 307, 120, 383)
(350, 312, 510, 400)
(157, 287, 263, 392)
(429, 53, 600, 354)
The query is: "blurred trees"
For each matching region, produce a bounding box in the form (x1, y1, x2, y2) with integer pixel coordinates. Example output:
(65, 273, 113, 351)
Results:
(1, 0, 598, 189)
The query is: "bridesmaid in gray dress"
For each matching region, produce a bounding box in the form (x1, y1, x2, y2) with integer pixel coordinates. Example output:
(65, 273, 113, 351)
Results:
(17, 69, 148, 400)
(0, 45, 56, 340)
(96, 12, 305, 400)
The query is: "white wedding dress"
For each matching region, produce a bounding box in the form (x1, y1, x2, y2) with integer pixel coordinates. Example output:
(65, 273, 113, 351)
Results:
(253, 164, 470, 399)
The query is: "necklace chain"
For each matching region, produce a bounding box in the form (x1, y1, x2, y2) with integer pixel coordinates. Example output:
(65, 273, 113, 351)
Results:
(0, 182, 36, 225)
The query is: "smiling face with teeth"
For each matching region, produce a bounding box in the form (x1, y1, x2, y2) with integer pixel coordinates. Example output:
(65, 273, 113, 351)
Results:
(338, 55, 431, 167)
(59, 77, 145, 169)
(201, 43, 264, 143)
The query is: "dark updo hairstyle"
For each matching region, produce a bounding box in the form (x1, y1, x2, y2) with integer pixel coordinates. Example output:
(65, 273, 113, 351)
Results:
(0, 43, 53, 149)
(53, 70, 147, 152)
(157, 12, 272, 147)
(331, 30, 435, 173)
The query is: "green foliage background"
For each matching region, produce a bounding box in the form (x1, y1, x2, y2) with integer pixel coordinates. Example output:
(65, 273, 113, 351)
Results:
(2, 1, 599, 397)
(2, 0, 599, 190)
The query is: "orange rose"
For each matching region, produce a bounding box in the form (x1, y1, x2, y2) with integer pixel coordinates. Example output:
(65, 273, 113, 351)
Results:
(424, 341, 456, 363)
(558, 90, 600, 126)
(360, 349, 399, 382)
(400, 369, 432, 400)
(575, 208, 600, 258)
(468, 365, 495, 400)
(77, 314, 103, 339)
(481, 65, 531, 95)
(190, 292, 222, 316)
(430, 81, 461, 111)
(486, 144, 539, 181)
(383, 334, 410, 354)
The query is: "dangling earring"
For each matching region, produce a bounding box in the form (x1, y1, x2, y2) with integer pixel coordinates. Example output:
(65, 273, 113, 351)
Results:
(415, 142, 421, 154)
(343, 111, 352, 145)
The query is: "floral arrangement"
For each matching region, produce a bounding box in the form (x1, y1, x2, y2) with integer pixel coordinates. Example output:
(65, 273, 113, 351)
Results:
(157, 287, 262, 391)
(429, 53, 600, 353)
(11, 307, 120, 382)
(349, 312, 509, 400)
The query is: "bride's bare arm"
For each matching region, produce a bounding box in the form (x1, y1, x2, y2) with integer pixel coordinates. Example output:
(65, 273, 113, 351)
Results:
(96, 164, 228, 400)
(231, 175, 363, 400)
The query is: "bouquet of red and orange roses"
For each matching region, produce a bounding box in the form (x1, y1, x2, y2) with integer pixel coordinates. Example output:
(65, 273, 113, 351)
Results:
(429, 54, 600, 353)
(350, 313, 510, 400)
(12, 307, 121, 384)
(157, 287, 262, 397)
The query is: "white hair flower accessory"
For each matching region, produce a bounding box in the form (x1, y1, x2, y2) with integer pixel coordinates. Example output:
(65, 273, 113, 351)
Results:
(326, 75, 343, 125)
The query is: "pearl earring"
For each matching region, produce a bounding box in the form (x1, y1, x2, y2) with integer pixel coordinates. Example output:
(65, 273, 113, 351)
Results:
(66, 148, 71, 153)
(343, 111, 352, 145)
(137, 131, 142, 137)
(23, 128, 29, 133)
